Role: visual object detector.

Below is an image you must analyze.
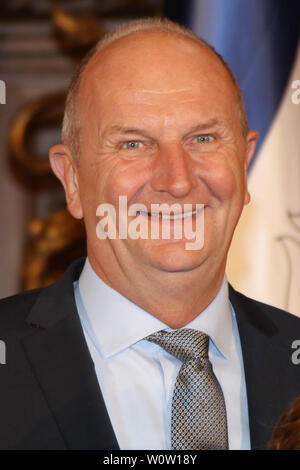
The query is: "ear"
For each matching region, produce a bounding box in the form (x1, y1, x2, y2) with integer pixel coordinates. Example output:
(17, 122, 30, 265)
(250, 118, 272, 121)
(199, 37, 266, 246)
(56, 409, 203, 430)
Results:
(49, 144, 83, 219)
(243, 129, 259, 205)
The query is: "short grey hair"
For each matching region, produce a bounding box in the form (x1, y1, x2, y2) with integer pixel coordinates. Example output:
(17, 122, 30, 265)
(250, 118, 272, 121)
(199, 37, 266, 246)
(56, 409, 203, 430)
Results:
(62, 17, 248, 160)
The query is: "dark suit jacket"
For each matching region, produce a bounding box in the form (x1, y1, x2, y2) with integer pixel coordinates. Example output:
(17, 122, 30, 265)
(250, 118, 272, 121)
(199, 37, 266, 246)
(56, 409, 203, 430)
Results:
(0, 257, 300, 450)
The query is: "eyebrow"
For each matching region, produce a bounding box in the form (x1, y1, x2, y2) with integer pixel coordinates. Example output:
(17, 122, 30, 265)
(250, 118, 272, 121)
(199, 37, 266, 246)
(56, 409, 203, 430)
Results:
(103, 118, 228, 138)
(105, 125, 149, 136)
(184, 119, 229, 134)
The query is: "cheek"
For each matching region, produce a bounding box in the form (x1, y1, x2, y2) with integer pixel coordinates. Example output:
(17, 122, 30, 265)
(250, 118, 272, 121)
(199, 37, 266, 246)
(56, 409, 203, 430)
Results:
(78, 151, 153, 223)
(76, 170, 99, 228)
(105, 158, 153, 205)
(198, 152, 244, 202)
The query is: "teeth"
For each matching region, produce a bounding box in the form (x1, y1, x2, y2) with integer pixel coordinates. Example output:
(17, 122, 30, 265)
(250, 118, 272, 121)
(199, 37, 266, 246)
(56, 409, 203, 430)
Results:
(140, 210, 197, 220)
(161, 210, 196, 220)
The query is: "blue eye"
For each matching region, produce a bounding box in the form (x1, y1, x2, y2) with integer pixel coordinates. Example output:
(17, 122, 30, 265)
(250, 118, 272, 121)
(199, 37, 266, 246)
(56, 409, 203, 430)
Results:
(123, 141, 142, 149)
(196, 135, 214, 143)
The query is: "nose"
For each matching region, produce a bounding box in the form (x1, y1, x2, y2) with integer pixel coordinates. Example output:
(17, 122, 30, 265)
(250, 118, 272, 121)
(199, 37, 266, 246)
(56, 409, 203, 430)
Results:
(150, 143, 196, 198)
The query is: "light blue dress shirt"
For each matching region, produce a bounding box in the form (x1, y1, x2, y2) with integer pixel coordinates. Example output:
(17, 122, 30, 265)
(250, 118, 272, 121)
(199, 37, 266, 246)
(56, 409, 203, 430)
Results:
(74, 258, 251, 450)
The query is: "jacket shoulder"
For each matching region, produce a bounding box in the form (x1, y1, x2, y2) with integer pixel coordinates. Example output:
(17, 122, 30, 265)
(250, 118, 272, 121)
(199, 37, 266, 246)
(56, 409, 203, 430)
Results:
(0, 258, 85, 335)
(229, 286, 300, 333)
(0, 288, 43, 333)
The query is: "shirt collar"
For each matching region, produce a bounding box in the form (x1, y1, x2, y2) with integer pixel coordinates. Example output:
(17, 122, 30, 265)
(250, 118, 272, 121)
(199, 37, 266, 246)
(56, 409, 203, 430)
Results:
(78, 258, 232, 360)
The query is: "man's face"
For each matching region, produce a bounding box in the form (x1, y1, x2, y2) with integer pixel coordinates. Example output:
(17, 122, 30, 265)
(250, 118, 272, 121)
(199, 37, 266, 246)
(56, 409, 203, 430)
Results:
(56, 32, 257, 280)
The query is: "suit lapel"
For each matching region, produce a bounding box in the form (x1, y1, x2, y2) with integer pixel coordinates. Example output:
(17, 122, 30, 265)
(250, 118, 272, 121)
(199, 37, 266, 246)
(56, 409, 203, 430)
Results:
(22, 259, 119, 450)
(229, 286, 293, 450)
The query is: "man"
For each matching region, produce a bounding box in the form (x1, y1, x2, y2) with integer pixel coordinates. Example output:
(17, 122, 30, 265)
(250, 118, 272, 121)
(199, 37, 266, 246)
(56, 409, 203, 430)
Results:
(0, 18, 300, 450)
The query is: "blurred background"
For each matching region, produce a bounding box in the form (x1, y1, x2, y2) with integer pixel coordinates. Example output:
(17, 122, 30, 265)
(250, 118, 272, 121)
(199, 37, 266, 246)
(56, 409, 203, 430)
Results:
(0, 0, 299, 316)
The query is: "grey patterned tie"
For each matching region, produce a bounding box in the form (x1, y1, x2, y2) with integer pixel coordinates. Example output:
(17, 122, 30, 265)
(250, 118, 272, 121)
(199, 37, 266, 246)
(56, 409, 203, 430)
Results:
(147, 328, 228, 450)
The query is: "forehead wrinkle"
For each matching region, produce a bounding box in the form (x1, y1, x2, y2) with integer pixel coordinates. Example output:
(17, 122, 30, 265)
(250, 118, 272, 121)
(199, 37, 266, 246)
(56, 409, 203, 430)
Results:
(136, 88, 193, 94)
(107, 94, 213, 108)
(117, 98, 203, 106)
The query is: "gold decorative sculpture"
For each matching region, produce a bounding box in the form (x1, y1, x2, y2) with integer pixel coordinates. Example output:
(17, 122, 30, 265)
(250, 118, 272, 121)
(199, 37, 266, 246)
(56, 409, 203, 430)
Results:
(52, 5, 106, 51)
(21, 208, 86, 290)
(8, 92, 65, 186)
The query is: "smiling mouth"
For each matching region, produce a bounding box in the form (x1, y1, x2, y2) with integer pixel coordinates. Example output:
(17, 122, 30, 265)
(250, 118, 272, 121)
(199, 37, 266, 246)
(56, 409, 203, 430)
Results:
(138, 209, 203, 220)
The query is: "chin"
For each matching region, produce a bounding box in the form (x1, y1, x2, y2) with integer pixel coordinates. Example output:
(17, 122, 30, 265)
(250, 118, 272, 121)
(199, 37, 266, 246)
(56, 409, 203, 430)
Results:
(147, 240, 207, 273)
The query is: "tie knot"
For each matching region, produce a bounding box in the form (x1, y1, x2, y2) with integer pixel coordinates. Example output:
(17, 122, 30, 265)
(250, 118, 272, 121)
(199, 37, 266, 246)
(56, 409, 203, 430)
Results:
(146, 328, 209, 363)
